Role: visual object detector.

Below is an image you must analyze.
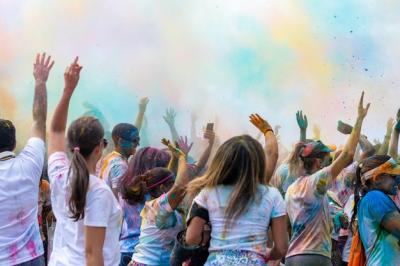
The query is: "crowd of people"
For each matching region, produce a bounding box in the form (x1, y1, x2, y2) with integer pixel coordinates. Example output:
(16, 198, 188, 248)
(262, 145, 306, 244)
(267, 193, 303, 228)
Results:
(0, 53, 400, 266)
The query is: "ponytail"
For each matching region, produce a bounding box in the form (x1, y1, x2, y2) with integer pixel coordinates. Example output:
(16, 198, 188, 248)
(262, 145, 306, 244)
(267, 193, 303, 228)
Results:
(287, 142, 305, 178)
(68, 149, 90, 221)
(66, 116, 104, 221)
(120, 173, 148, 205)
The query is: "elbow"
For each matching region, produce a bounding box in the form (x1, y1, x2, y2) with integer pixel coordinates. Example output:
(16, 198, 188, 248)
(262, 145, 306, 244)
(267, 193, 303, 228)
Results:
(85, 247, 102, 265)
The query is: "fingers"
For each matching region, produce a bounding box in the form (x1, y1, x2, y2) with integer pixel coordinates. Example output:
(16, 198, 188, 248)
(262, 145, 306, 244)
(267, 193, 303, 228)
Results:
(365, 103, 371, 112)
(359, 91, 365, 108)
(45, 55, 51, 67)
(36, 53, 40, 65)
(40, 52, 46, 65)
(48, 60, 55, 70)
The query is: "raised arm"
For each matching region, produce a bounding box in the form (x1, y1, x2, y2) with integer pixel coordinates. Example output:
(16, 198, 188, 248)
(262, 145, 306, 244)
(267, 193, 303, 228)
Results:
(250, 114, 278, 181)
(358, 135, 376, 160)
(134, 97, 149, 131)
(389, 109, 400, 159)
(48, 57, 82, 156)
(312, 124, 321, 140)
(377, 118, 394, 155)
(166, 147, 189, 210)
(193, 129, 215, 175)
(296, 111, 308, 142)
(32, 53, 54, 140)
(163, 108, 179, 142)
(331, 92, 370, 179)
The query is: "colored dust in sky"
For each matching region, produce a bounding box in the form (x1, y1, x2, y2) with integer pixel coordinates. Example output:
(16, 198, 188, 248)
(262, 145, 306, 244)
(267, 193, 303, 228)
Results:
(1, 1, 400, 150)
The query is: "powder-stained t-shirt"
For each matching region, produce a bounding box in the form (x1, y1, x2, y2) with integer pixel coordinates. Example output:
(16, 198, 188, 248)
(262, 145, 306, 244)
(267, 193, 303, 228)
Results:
(270, 163, 297, 197)
(329, 162, 357, 207)
(98, 151, 128, 191)
(119, 197, 144, 253)
(0, 138, 45, 265)
(194, 185, 286, 260)
(358, 190, 400, 266)
(285, 167, 333, 259)
(132, 193, 184, 265)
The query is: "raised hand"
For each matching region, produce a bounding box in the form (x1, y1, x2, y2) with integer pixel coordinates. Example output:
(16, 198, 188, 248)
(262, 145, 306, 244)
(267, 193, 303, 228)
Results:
(337, 120, 353, 135)
(64, 56, 83, 94)
(139, 97, 149, 112)
(357, 91, 370, 120)
(33, 53, 54, 83)
(203, 127, 216, 144)
(175, 136, 193, 156)
(387, 118, 395, 132)
(163, 108, 177, 126)
(313, 124, 321, 140)
(395, 109, 400, 131)
(250, 114, 273, 135)
(296, 111, 308, 130)
(161, 138, 185, 158)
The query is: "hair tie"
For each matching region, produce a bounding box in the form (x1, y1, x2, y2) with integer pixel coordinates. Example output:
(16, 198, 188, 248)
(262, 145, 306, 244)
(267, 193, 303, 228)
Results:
(73, 147, 80, 153)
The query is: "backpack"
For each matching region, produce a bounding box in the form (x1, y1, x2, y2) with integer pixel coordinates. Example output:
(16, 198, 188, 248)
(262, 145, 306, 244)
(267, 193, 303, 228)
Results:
(348, 228, 367, 266)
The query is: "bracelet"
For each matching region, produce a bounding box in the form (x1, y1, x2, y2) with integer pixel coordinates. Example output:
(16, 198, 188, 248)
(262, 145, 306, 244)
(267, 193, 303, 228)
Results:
(264, 128, 274, 134)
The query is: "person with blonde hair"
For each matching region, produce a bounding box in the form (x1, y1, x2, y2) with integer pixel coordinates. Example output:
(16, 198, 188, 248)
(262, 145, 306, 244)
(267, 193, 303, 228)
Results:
(183, 114, 288, 265)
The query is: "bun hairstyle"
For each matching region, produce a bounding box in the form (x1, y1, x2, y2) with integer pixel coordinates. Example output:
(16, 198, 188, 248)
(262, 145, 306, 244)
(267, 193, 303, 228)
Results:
(119, 147, 171, 204)
(120, 167, 174, 205)
(350, 155, 391, 232)
(67, 116, 104, 221)
(287, 141, 331, 176)
(287, 142, 306, 178)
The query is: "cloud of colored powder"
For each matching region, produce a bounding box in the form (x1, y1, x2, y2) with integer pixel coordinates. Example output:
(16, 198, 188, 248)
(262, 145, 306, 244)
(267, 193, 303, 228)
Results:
(1, 0, 400, 150)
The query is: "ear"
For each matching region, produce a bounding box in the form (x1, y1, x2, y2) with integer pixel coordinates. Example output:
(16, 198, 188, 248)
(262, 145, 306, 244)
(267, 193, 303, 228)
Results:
(94, 144, 102, 155)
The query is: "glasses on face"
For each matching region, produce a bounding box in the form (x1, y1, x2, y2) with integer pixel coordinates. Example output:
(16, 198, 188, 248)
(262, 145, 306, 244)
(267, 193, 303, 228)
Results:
(102, 138, 108, 149)
(121, 137, 140, 147)
(132, 137, 140, 147)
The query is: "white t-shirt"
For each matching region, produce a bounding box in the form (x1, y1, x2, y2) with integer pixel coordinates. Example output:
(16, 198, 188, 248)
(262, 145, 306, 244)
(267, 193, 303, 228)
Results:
(0, 138, 45, 265)
(48, 152, 122, 266)
(194, 185, 286, 255)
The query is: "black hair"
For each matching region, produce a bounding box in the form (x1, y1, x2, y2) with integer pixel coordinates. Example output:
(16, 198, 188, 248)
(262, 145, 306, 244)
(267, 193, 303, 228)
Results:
(111, 123, 139, 145)
(0, 119, 16, 152)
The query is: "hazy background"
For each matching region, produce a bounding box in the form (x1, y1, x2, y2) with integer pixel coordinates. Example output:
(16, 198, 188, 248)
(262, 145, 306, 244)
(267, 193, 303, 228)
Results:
(1, 0, 399, 151)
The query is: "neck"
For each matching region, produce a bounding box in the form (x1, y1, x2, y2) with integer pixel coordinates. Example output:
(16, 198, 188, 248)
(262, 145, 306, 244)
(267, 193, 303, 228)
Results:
(114, 148, 128, 159)
(86, 157, 98, 175)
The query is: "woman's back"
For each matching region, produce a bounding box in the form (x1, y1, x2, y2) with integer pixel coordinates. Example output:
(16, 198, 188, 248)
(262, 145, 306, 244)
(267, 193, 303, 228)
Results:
(194, 184, 285, 256)
(358, 190, 400, 266)
(285, 167, 333, 259)
(48, 152, 121, 266)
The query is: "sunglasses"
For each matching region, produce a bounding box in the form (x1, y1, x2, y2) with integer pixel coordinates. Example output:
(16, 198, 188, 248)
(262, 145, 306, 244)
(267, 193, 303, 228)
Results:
(121, 137, 140, 147)
(102, 138, 108, 148)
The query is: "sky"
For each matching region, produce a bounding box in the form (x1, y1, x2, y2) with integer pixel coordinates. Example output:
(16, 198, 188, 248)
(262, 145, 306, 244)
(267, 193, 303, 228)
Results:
(1, 0, 399, 150)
